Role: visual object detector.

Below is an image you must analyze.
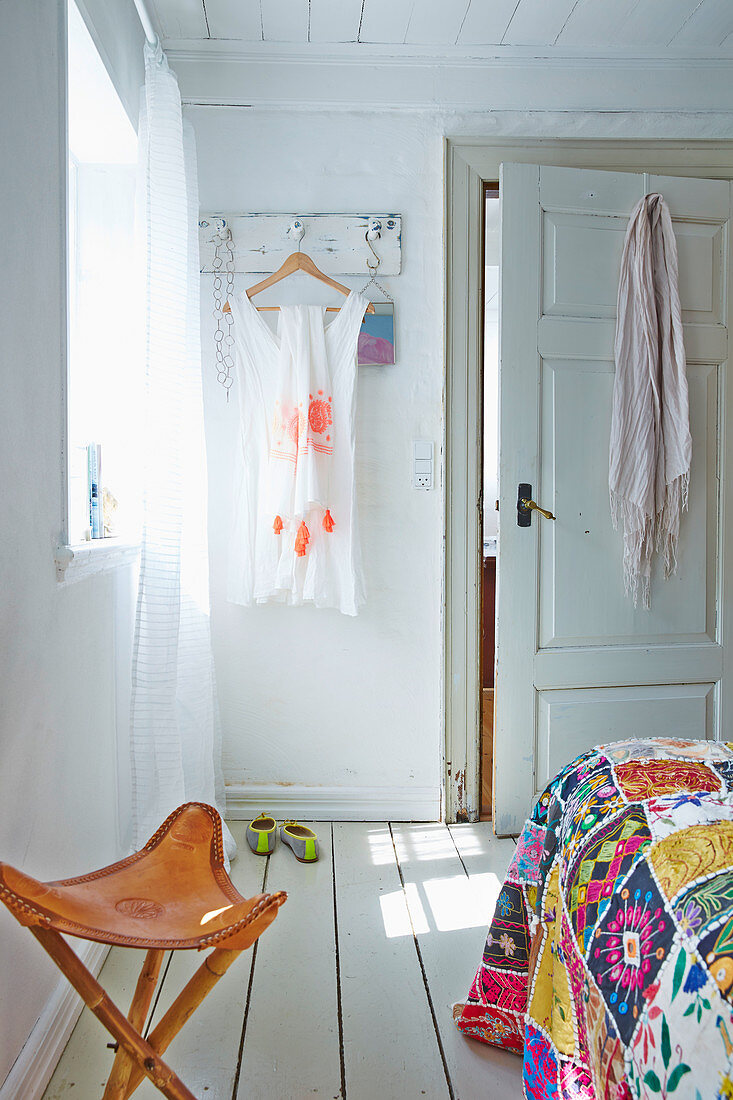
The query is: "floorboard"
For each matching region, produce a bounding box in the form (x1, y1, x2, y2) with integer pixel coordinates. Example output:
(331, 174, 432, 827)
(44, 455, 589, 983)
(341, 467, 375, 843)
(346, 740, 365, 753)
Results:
(390, 823, 524, 1099)
(138, 819, 268, 1098)
(43, 945, 152, 1098)
(333, 822, 451, 1100)
(448, 821, 516, 877)
(235, 821, 342, 1099)
(44, 820, 524, 1100)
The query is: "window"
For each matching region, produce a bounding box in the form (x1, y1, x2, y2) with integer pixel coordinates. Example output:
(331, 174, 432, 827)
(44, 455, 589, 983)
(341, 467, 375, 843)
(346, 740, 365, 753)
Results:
(65, 1, 142, 551)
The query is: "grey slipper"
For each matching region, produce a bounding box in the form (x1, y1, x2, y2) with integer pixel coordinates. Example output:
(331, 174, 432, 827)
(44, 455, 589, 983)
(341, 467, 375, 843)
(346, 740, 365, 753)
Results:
(280, 822, 319, 863)
(246, 814, 277, 855)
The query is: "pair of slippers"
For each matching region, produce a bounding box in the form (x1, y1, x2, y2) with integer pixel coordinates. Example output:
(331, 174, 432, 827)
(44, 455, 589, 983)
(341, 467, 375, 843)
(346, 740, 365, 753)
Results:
(246, 814, 319, 863)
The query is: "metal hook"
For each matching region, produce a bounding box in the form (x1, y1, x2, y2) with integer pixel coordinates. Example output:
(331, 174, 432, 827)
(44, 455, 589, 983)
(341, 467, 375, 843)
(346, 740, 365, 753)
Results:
(202, 216, 228, 245)
(364, 230, 381, 275)
(288, 219, 305, 252)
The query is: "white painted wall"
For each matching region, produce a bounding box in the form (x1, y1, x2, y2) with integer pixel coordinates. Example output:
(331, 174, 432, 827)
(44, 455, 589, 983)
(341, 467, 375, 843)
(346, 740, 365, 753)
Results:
(0, 0, 138, 1089)
(195, 109, 445, 814)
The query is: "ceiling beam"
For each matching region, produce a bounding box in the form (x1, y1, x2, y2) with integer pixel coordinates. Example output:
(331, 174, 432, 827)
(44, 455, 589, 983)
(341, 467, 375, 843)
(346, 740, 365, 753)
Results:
(166, 46, 733, 113)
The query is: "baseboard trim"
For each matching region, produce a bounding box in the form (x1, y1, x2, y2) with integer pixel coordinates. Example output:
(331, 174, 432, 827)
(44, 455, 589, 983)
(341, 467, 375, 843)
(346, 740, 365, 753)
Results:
(0, 940, 109, 1100)
(225, 783, 442, 821)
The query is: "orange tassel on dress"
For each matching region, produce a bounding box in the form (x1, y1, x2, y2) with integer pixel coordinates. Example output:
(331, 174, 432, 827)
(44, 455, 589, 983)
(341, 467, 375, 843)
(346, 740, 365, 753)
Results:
(273, 515, 283, 534)
(295, 521, 310, 557)
(322, 509, 334, 533)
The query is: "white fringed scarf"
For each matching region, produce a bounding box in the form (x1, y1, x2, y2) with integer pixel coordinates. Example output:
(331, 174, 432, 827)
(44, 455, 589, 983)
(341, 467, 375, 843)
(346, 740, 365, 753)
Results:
(609, 193, 691, 609)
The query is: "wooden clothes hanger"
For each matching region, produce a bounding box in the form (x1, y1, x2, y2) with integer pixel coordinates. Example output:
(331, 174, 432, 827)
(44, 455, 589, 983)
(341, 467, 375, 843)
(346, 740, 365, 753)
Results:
(223, 250, 375, 314)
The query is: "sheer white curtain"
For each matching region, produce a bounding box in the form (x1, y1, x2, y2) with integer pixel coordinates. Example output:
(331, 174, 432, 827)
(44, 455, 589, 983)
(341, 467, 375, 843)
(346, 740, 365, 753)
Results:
(130, 43, 233, 858)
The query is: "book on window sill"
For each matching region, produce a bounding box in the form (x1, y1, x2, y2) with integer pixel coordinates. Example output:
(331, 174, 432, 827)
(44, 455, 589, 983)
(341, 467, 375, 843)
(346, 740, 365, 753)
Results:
(87, 442, 102, 539)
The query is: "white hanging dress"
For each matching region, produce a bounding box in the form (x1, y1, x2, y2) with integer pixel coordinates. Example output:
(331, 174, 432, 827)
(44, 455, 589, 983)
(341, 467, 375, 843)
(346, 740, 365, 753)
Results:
(227, 289, 369, 616)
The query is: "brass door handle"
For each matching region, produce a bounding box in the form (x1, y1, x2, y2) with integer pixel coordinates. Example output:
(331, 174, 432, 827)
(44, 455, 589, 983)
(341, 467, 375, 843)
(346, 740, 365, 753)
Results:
(519, 497, 556, 521)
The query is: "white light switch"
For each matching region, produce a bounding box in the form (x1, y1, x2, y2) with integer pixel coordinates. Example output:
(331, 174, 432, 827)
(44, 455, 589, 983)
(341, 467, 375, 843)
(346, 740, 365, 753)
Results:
(413, 441, 434, 490)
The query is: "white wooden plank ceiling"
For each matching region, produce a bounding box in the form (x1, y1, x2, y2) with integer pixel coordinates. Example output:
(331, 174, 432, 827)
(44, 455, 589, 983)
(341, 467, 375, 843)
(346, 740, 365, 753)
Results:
(151, 0, 733, 55)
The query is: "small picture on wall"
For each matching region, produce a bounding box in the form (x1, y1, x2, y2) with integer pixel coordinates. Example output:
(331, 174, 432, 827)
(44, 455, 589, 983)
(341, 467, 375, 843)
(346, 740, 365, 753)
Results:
(358, 302, 395, 366)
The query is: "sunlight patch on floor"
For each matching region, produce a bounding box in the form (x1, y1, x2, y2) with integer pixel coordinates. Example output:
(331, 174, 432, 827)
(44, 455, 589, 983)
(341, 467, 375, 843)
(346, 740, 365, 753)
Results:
(379, 872, 501, 938)
(394, 828, 463, 864)
(368, 829, 397, 865)
(422, 872, 501, 932)
(379, 882, 430, 937)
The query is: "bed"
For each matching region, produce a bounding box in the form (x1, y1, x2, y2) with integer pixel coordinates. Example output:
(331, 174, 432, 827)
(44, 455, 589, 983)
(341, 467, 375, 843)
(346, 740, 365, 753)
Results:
(455, 738, 733, 1099)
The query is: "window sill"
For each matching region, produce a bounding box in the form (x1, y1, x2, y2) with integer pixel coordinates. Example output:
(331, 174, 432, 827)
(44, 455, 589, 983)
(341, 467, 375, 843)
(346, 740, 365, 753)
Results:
(55, 538, 140, 584)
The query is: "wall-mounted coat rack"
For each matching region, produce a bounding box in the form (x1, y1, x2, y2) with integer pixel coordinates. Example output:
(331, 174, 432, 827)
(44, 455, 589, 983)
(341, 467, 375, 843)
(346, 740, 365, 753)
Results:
(198, 213, 402, 276)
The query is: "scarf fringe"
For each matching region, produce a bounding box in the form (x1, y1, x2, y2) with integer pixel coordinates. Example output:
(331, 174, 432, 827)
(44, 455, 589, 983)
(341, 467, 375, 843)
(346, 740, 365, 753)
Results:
(610, 469, 689, 610)
(656, 470, 689, 579)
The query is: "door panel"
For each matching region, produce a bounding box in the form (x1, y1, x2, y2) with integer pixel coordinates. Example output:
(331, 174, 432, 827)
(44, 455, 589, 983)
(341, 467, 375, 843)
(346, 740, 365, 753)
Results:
(534, 644, 724, 690)
(535, 683, 716, 794)
(542, 215, 724, 323)
(538, 359, 718, 646)
(537, 316, 728, 364)
(674, 224, 724, 322)
(543, 213, 628, 318)
(646, 173, 730, 219)
(538, 167, 641, 214)
(494, 162, 731, 834)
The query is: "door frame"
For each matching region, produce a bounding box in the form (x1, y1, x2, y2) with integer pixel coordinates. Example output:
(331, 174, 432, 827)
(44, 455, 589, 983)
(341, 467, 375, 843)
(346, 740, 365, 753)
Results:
(444, 137, 733, 826)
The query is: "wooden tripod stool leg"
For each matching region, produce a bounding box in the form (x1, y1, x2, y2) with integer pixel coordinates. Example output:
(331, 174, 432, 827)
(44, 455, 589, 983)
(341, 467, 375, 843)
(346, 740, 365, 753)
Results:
(103, 948, 165, 1100)
(122, 947, 243, 1099)
(29, 928, 195, 1100)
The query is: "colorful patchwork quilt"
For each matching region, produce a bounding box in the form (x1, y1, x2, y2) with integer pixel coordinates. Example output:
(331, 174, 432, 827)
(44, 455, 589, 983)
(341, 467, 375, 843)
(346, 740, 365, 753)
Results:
(456, 738, 733, 1099)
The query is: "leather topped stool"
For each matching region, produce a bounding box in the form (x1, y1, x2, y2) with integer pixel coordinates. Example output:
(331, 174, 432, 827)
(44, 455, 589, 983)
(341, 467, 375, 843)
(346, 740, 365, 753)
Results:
(0, 803, 286, 1100)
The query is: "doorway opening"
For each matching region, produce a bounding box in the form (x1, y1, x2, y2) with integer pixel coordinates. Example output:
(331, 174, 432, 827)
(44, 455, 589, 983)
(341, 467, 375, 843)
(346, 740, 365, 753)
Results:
(480, 183, 499, 821)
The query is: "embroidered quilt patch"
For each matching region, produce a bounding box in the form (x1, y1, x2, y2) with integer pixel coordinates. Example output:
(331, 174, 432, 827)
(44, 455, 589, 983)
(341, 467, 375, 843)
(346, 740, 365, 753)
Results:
(455, 738, 733, 1099)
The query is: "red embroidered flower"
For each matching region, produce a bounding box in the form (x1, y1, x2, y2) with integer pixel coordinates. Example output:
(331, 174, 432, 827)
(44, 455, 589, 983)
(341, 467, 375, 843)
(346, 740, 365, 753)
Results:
(288, 410, 306, 445)
(308, 398, 332, 435)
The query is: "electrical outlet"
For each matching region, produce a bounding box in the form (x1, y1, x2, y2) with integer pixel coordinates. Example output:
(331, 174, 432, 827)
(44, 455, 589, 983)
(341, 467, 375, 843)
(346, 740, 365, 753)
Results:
(413, 441, 434, 490)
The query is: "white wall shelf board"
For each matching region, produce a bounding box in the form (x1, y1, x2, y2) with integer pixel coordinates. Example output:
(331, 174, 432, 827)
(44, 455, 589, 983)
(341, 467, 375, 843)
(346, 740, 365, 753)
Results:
(198, 212, 402, 274)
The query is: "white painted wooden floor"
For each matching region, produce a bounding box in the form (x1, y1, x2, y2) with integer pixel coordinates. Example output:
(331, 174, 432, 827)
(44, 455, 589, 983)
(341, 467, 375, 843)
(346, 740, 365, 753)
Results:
(44, 821, 522, 1100)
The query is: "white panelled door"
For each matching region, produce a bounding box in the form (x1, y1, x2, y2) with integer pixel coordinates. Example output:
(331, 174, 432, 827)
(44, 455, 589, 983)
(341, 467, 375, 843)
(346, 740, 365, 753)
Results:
(494, 163, 731, 835)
